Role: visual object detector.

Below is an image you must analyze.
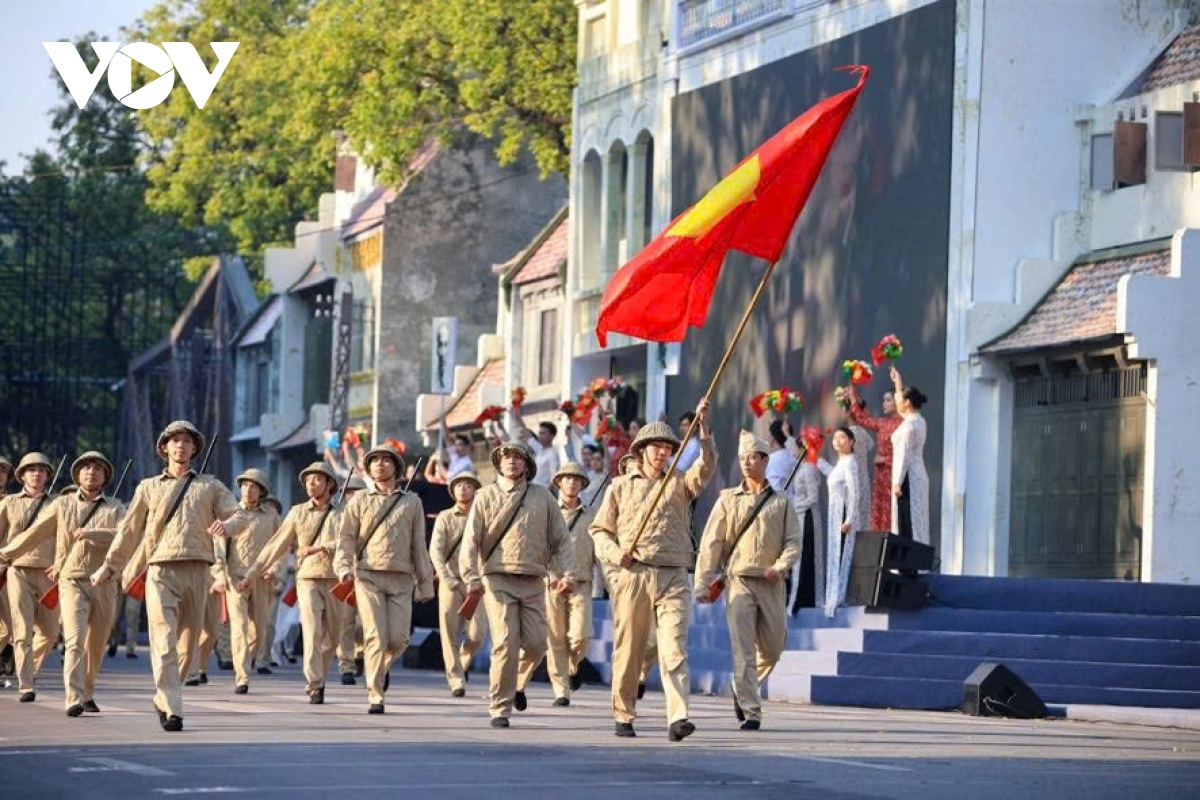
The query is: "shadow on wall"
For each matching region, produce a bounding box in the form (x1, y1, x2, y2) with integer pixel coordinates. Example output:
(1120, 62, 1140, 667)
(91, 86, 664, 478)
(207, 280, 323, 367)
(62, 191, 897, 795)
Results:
(668, 0, 955, 541)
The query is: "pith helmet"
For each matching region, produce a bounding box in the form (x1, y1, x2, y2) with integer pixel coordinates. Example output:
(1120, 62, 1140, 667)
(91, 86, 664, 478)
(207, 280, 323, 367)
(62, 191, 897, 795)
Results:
(552, 461, 590, 490)
(71, 451, 114, 485)
(490, 440, 537, 480)
(15, 452, 53, 481)
(157, 420, 205, 459)
(364, 442, 405, 473)
(448, 471, 482, 495)
(737, 430, 770, 458)
(299, 461, 339, 487)
(629, 421, 681, 458)
(262, 497, 283, 515)
(618, 453, 639, 475)
(346, 474, 367, 491)
(236, 467, 271, 496)
(0, 457, 12, 475)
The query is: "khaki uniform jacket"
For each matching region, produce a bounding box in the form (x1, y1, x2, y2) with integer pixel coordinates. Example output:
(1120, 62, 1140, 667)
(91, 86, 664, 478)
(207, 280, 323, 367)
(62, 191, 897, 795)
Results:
(249, 501, 342, 582)
(1, 491, 125, 578)
(589, 436, 718, 569)
(694, 482, 803, 590)
(430, 505, 470, 590)
(334, 488, 434, 598)
(213, 504, 280, 585)
(558, 500, 596, 581)
(460, 477, 574, 589)
(104, 472, 251, 577)
(0, 491, 60, 568)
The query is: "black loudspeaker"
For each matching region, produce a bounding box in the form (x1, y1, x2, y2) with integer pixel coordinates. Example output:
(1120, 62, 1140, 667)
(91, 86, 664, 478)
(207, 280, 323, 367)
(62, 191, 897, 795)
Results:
(401, 630, 445, 671)
(844, 531, 933, 608)
(962, 662, 1047, 719)
(853, 530, 935, 571)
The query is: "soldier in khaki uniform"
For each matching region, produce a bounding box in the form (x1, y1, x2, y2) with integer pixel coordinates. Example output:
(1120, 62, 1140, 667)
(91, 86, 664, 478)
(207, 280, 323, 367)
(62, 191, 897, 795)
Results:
(334, 443, 434, 714)
(91, 420, 251, 732)
(460, 441, 575, 728)
(186, 577, 227, 685)
(590, 401, 717, 741)
(516, 462, 596, 707)
(2, 453, 124, 715)
(338, 474, 368, 683)
(0, 456, 12, 674)
(429, 471, 487, 697)
(213, 468, 280, 693)
(695, 430, 802, 730)
(243, 462, 347, 703)
(0, 453, 62, 701)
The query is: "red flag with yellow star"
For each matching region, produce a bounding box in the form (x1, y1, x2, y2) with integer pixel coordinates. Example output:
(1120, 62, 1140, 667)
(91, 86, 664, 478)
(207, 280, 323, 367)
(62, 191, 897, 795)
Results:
(595, 65, 869, 347)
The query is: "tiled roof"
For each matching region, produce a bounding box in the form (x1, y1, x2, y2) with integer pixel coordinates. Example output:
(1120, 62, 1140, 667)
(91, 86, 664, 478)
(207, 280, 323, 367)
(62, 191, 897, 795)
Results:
(513, 214, 568, 285)
(431, 358, 507, 430)
(1138, 25, 1200, 94)
(981, 248, 1171, 354)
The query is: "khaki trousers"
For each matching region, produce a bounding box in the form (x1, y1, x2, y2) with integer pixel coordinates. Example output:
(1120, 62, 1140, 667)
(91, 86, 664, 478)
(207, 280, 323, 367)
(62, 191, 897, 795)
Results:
(437, 580, 487, 692)
(60, 577, 117, 708)
(355, 569, 415, 706)
(257, 588, 280, 664)
(0, 587, 11, 649)
(517, 579, 592, 699)
(112, 594, 142, 654)
(610, 564, 691, 725)
(336, 604, 358, 675)
(726, 575, 787, 722)
(6, 566, 60, 693)
(226, 578, 273, 687)
(297, 578, 346, 694)
(482, 573, 546, 718)
(147, 561, 209, 718)
(189, 587, 224, 677)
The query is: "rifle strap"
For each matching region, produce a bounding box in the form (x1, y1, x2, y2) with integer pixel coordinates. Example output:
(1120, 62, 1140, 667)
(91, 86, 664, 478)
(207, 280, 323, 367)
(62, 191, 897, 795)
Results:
(302, 505, 336, 552)
(145, 472, 200, 565)
(356, 491, 406, 561)
(483, 483, 531, 564)
(719, 486, 776, 571)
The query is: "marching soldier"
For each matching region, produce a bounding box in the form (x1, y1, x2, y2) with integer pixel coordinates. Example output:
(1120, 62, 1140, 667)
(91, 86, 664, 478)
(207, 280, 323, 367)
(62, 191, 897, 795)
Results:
(185, 571, 226, 685)
(429, 471, 487, 697)
(460, 441, 575, 728)
(1, 452, 124, 715)
(242, 462, 346, 704)
(590, 401, 717, 741)
(256, 495, 285, 671)
(334, 443, 434, 714)
(0, 453, 62, 701)
(339, 473, 367, 682)
(516, 462, 596, 707)
(695, 431, 802, 730)
(213, 468, 280, 694)
(91, 420, 251, 732)
(0, 456, 15, 676)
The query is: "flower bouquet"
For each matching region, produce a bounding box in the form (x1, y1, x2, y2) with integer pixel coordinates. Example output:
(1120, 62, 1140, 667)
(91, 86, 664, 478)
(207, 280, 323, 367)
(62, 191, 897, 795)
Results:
(748, 387, 805, 418)
(842, 359, 874, 386)
(871, 334, 903, 366)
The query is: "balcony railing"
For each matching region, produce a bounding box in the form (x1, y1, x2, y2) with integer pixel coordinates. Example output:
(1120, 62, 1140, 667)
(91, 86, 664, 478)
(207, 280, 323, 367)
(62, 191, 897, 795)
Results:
(677, 0, 788, 50)
(578, 38, 660, 103)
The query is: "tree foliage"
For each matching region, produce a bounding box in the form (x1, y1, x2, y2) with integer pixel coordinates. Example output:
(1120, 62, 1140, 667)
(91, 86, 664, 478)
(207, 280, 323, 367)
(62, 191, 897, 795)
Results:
(136, 0, 577, 255)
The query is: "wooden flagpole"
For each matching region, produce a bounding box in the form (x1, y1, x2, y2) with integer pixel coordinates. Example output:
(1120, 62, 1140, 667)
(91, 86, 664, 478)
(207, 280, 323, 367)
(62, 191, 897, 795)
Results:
(622, 259, 778, 562)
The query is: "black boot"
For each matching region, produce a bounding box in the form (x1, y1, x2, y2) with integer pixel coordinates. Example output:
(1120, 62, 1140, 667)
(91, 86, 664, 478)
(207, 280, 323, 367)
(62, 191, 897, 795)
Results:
(668, 719, 696, 742)
(66, 704, 84, 717)
(614, 722, 636, 738)
(83, 700, 100, 713)
(341, 672, 356, 685)
(514, 691, 527, 711)
(310, 687, 325, 705)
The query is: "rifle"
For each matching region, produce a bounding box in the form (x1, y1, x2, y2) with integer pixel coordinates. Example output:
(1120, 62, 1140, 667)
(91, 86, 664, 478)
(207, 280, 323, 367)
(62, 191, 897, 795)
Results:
(40, 459, 132, 610)
(707, 447, 808, 603)
(334, 457, 424, 607)
(283, 466, 354, 607)
(0, 455, 66, 592)
(126, 436, 217, 601)
(587, 473, 611, 509)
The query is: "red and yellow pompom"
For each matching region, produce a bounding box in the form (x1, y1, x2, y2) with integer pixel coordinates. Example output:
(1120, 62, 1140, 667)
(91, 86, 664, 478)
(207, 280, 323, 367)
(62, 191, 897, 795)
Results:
(748, 387, 804, 418)
(800, 425, 825, 463)
(473, 405, 505, 427)
(511, 386, 527, 410)
(842, 359, 874, 385)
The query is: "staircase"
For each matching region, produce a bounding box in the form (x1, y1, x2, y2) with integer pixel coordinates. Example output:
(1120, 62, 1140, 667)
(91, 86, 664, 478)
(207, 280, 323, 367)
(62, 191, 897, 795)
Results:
(586, 575, 1200, 712)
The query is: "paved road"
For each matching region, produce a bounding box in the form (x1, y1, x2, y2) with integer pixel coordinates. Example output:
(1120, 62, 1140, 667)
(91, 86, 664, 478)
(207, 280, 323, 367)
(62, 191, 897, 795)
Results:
(2, 655, 1198, 799)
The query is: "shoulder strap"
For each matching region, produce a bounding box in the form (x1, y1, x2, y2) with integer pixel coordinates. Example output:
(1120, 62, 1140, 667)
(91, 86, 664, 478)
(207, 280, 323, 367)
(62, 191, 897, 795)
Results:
(721, 487, 776, 567)
(483, 483, 531, 564)
(356, 491, 406, 561)
(566, 506, 586, 533)
(78, 495, 110, 530)
(302, 505, 336, 550)
(445, 512, 470, 561)
(18, 495, 52, 534)
(145, 473, 200, 563)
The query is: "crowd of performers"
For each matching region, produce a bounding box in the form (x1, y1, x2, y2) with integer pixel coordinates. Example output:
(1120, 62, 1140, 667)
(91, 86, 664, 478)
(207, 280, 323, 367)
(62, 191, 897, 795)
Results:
(0, 366, 928, 740)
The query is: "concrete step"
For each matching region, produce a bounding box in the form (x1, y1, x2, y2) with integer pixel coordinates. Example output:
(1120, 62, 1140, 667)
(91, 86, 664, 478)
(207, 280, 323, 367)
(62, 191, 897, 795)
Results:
(923, 575, 1200, 616)
(861, 629, 1200, 666)
(885, 607, 1200, 641)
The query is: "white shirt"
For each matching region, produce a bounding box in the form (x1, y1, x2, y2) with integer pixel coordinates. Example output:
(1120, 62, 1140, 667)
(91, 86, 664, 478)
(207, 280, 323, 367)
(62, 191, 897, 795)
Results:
(765, 447, 799, 497)
(446, 452, 474, 479)
(675, 437, 702, 472)
(527, 439, 561, 487)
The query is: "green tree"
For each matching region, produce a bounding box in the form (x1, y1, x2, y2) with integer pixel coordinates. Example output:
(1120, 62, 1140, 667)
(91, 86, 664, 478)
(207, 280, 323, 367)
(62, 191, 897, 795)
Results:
(135, 0, 576, 255)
